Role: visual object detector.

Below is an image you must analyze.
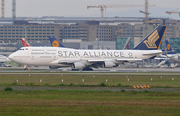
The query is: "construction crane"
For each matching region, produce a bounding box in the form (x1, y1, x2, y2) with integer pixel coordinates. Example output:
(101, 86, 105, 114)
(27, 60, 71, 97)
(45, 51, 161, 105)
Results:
(1, 0, 16, 19)
(166, 11, 180, 16)
(166, 7, 180, 16)
(116, 25, 123, 38)
(139, 0, 151, 25)
(1, 0, 4, 18)
(87, 3, 155, 18)
(12, 0, 16, 20)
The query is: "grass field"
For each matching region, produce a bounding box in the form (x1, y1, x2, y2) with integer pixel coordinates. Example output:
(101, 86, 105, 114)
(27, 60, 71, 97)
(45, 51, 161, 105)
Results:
(1, 74, 180, 115)
(0, 74, 180, 87)
(0, 90, 180, 115)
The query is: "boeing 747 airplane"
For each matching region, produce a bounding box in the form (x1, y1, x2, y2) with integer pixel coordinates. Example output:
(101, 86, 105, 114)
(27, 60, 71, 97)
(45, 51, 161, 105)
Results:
(9, 26, 167, 70)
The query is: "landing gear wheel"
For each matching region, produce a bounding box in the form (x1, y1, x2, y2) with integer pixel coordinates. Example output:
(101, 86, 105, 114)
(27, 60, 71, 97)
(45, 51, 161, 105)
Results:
(82, 67, 93, 71)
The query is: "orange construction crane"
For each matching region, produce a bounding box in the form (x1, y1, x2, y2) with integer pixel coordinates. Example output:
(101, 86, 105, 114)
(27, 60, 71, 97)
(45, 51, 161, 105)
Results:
(116, 25, 123, 38)
(166, 11, 180, 15)
(166, 7, 180, 16)
(87, 4, 155, 18)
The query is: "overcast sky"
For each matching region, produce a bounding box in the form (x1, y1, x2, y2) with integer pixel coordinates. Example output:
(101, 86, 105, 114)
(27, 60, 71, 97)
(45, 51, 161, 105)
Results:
(2, 0, 180, 19)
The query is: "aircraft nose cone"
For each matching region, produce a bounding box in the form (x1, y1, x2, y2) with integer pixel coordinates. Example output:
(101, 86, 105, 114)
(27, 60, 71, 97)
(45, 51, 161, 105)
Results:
(8, 53, 14, 61)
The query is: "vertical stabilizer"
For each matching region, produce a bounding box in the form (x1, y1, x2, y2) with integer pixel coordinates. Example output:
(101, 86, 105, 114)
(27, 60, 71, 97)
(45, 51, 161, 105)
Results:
(20, 38, 31, 47)
(123, 37, 131, 50)
(49, 36, 65, 47)
(165, 39, 175, 54)
(134, 26, 167, 50)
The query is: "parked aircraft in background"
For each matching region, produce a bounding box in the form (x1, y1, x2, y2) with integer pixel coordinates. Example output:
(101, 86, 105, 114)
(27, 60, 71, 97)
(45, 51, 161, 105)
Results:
(21, 36, 65, 47)
(165, 39, 180, 63)
(123, 37, 131, 50)
(8, 26, 167, 70)
(0, 55, 11, 63)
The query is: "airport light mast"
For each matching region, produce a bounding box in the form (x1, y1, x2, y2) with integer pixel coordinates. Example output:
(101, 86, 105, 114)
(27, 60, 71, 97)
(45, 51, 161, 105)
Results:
(12, 0, 16, 20)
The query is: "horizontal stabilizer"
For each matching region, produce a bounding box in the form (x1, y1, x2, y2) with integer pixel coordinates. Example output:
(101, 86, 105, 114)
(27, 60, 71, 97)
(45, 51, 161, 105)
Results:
(142, 52, 162, 56)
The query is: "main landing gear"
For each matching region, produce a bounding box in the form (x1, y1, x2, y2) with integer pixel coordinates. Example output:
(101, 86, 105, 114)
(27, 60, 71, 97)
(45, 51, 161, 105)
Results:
(71, 67, 93, 71)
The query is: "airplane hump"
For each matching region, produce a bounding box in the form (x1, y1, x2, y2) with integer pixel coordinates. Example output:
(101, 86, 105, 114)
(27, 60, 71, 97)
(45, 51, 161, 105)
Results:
(133, 26, 167, 50)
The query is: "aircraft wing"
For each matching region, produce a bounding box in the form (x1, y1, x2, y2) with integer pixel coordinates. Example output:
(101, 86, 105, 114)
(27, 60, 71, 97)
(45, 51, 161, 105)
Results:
(88, 59, 110, 63)
(55, 58, 142, 64)
(50, 60, 79, 64)
(116, 58, 142, 63)
(58, 60, 80, 64)
(57, 59, 109, 64)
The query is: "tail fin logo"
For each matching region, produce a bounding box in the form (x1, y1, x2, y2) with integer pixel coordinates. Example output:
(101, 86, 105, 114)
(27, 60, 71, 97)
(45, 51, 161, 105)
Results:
(52, 40, 59, 47)
(167, 44, 170, 50)
(143, 30, 159, 48)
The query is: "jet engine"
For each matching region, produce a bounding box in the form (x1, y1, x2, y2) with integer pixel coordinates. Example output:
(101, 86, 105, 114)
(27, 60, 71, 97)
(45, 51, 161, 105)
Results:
(102, 62, 116, 68)
(72, 62, 86, 69)
(169, 55, 179, 61)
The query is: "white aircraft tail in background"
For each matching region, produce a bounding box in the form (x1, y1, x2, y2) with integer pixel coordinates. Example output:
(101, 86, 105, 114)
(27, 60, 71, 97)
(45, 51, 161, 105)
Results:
(123, 37, 131, 50)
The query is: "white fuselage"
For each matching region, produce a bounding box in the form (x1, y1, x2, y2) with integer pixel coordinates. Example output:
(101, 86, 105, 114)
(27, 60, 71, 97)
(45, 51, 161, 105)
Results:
(9, 47, 162, 67)
(0, 55, 11, 63)
(167, 54, 180, 63)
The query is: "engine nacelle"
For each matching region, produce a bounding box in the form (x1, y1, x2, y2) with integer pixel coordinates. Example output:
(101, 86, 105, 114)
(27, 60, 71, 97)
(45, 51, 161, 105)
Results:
(72, 62, 86, 69)
(102, 62, 116, 68)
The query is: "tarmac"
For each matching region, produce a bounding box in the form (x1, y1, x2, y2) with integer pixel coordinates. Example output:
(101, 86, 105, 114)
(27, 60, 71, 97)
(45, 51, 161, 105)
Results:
(1, 66, 180, 74)
(1, 86, 180, 92)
